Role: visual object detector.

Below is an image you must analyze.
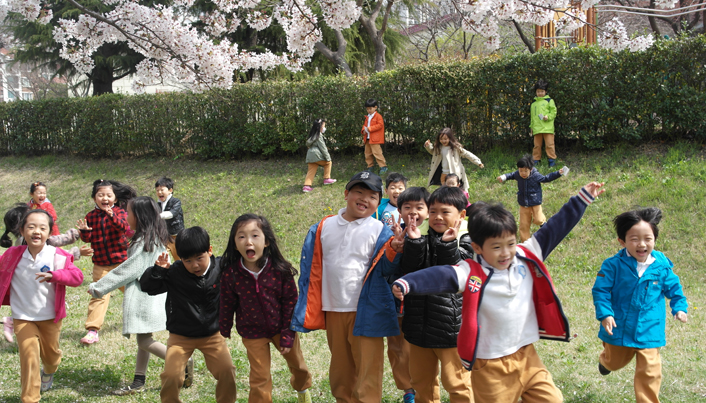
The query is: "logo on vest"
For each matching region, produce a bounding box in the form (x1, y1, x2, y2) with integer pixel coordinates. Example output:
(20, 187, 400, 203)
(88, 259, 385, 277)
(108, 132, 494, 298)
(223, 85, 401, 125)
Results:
(467, 276, 482, 293)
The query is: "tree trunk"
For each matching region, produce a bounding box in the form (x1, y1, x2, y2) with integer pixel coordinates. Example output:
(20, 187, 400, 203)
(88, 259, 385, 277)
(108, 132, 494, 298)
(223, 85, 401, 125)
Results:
(358, 0, 394, 72)
(91, 63, 114, 96)
(512, 20, 535, 53)
(315, 29, 353, 77)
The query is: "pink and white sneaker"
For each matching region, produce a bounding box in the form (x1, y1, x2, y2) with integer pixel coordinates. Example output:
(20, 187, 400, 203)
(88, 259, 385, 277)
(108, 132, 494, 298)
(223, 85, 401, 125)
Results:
(2, 317, 13, 343)
(302, 186, 313, 193)
(80, 330, 99, 345)
(323, 178, 337, 185)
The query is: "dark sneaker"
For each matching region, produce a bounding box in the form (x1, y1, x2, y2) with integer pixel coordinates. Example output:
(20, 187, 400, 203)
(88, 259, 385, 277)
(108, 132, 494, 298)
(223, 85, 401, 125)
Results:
(599, 363, 611, 376)
(183, 357, 194, 388)
(379, 167, 388, 175)
(548, 159, 556, 167)
(533, 160, 540, 166)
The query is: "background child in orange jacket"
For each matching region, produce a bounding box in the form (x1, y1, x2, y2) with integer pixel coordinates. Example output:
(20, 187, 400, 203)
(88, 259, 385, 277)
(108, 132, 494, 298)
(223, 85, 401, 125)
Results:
(361, 98, 388, 175)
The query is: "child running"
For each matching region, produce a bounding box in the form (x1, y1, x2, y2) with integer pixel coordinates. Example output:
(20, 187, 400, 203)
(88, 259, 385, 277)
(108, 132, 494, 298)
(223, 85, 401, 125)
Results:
(27, 182, 60, 236)
(592, 208, 687, 403)
(425, 128, 483, 193)
(141, 226, 236, 403)
(87, 196, 173, 395)
(78, 179, 136, 345)
(0, 210, 83, 402)
(393, 182, 605, 403)
(303, 118, 336, 193)
(220, 214, 312, 403)
(155, 177, 185, 261)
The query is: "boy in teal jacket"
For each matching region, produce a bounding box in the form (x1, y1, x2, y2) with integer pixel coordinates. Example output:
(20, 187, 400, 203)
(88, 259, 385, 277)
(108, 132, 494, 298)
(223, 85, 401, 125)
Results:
(530, 79, 558, 166)
(592, 207, 687, 403)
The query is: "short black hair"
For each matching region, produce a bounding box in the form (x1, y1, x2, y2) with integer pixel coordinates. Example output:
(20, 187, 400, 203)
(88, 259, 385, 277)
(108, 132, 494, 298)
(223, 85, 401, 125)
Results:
(428, 186, 467, 212)
(534, 79, 549, 91)
(517, 155, 534, 169)
(365, 98, 378, 107)
(155, 177, 174, 190)
(385, 172, 408, 189)
(614, 208, 662, 241)
(348, 183, 382, 202)
(445, 173, 460, 186)
(467, 203, 517, 247)
(397, 187, 430, 208)
(175, 226, 210, 259)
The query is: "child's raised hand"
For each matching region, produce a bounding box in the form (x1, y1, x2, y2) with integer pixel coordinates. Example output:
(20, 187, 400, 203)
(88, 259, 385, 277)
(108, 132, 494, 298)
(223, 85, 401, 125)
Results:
(155, 252, 171, 269)
(76, 219, 92, 231)
(496, 176, 503, 183)
(104, 206, 114, 217)
(441, 219, 462, 242)
(390, 215, 403, 238)
(601, 316, 617, 335)
(424, 139, 431, 147)
(392, 284, 405, 301)
(583, 182, 606, 199)
(279, 346, 291, 355)
(79, 245, 94, 257)
(35, 272, 53, 283)
(406, 214, 421, 240)
(675, 311, 688, 323)
(479, 164, 485, 169)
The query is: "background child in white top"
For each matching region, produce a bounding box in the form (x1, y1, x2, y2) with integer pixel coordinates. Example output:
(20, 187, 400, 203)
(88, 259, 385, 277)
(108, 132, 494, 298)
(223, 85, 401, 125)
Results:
(425, 128, 484, 192)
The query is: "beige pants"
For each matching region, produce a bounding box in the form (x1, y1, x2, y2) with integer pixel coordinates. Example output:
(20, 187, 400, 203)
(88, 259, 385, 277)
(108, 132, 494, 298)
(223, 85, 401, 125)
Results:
(242, 333, 312, 403)
(471, 344, 562, 403)
(364, 142, 387, 168)
(325, 311, 385, 403)
(387, 316, 413, 391)
(160, 332, 236, 403)
(533, 133, 556, 160)
(85, 263, 123, 331)
(519, 205, 546, 242)
(15, 319, 63, 403)
(408, 344, 473, 403)
(600, 342, 662, 403)
(304, 160, 332, 186)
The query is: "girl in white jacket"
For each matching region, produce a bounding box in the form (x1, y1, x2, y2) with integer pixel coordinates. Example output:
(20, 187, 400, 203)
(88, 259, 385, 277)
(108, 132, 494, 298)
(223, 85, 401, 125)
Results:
(425, 128, 484, 192)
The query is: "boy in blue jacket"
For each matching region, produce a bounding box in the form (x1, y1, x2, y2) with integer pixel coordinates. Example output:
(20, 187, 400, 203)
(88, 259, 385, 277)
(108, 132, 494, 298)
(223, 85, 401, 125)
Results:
(497, 155, 567, 242)
(392, 182, 605, 403)
(291, 171, 404, 402)
(592, 208, 687, 403)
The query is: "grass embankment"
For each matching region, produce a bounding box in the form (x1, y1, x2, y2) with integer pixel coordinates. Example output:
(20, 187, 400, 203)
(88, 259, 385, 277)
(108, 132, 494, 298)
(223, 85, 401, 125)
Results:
(0, 143, 704, 402)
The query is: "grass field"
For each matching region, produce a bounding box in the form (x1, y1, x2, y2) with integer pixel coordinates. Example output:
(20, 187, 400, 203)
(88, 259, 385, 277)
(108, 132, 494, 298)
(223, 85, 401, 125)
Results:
(0, 142, 705, 402)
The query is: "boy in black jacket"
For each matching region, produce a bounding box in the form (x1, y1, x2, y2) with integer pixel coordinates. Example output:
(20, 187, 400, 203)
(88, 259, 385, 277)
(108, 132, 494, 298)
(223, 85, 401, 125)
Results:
(155, 177, 185, 260)
(140, 226, 236, 403)
(397, 186, 473, 403)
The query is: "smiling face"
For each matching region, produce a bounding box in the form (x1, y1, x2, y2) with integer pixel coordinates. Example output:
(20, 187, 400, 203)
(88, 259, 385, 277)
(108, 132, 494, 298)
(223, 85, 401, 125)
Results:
(536, 89, 546, 97)
(94, 186, 116, 211)
(439, 134, 450, 146)
(182, 248, 213, 276)
(428, 202, 465, 234)
(155, 186, 173, 203)
(343, 185, 380, 222)
(519, 167, 531, 179)
(399, 200, 428, 227)
(22, 212, 51, 256)
(619, 220, 655, 263)
(235, 220, 269, 272)
(31, 186, 47, 205)
(386, 181, 406, 207)
(471, 231, 517, 271)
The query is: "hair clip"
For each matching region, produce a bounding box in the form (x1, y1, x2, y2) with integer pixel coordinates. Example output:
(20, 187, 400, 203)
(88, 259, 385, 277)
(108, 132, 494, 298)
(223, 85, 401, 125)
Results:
(33, 182, 39, 186)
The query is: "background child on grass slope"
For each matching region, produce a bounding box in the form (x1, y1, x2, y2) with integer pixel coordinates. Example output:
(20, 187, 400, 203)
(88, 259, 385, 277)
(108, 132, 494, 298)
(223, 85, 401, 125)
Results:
(155, 177, 185, 261)
(77, 179, 136, 345)
(303, 119, 336, 193)
(141, 226, 236, 403)
(393, 182, 605, 403)
(219, 214, 312, 403)
(27, 182, 60, 236)
(87, 196, 172, 396)
(0, 210, 83, 402)
(361, 99, 388, 175)
(592, 208, 687, 403)
(530, 79, 558, 167)
(425, 128, 483, 193)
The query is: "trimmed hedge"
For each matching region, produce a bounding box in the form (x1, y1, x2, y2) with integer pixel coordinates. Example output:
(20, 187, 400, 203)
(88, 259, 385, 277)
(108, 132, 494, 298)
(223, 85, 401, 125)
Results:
(1, 36, 705, 158)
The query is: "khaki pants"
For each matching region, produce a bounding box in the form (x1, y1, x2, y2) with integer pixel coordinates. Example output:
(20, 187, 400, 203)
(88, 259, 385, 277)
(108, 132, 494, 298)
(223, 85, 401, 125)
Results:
(408, 344, 473, 403)
(15, 319, 63, 403)
(519, 205, 546, 242)
(304, 161, 332, 186)
(325, 311, 385, 403)
(242, 333, 312, 402)
(85, 263, 123, 331)
(600, 342, 661, 403)
(387, 316, 413, 391)
(471, 344, 562, 403)
(364, 142, 387, 168)
(533, 133, 556, 161)
(160, 332, 236, 403)
(166, 235, 179, 262)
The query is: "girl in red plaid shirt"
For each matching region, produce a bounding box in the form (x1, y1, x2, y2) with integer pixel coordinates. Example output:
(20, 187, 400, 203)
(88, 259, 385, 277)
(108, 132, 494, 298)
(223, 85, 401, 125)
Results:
(77, 179, 136, 345)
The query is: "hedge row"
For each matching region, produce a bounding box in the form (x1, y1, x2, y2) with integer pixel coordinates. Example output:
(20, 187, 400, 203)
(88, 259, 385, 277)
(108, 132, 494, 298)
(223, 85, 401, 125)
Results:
(1, 36, 705, 158)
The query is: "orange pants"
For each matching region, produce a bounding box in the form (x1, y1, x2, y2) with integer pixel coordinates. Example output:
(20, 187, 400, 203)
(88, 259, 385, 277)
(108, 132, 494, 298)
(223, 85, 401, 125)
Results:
(364, 142, 387, 168)
(241, 333, 312, 403)
(160, 332, 236, 403)
(519, 205, 546, 242)
(85, 263, 123, 331)
(533, 133, 556, 160)
(408, 344, 473, 403)
(325, 311, 385, 403)
(15, 319, 63, 403)
(600, 342, 662, 403)
(304, 160, 332, 186)
(387, 316, 413, 391)
(471, 344, 562, 403)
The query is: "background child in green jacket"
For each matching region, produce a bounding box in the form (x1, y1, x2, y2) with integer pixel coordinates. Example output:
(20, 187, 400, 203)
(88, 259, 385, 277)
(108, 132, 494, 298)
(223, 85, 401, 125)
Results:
(303, 118, 336, 193)
(530, 79, 558, 167)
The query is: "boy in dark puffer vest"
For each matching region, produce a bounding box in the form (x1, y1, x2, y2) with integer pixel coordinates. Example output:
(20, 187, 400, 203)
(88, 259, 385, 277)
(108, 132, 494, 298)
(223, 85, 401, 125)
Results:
(398, 186, 473, 403)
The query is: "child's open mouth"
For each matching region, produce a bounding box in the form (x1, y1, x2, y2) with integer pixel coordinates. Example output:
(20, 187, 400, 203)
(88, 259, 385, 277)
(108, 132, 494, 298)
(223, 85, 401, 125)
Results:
(356, 203, 368, 211)
(246, 250, 256, 259)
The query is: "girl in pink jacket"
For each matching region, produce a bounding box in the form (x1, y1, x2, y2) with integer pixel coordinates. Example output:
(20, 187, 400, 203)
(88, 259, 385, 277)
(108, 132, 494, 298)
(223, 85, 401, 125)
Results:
(0, 210, 83, 402)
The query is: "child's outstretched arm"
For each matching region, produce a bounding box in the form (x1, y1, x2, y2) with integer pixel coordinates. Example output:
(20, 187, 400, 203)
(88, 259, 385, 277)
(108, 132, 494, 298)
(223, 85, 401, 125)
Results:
(663, 269, 688, 322)
(497, 171, 518, 183)
(88, 245, 160, 297)
(460, 148, 484, 168)
(392, 259, 470, 300)
(528, 182, 605, 260)
(592, 258, 617, 334)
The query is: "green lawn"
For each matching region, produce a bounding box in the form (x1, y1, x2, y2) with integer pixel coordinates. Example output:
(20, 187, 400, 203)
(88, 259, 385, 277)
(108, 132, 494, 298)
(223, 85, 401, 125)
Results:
(0, 143, 705, 402)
